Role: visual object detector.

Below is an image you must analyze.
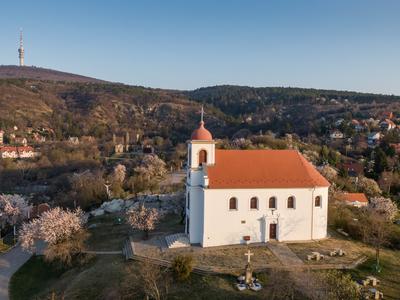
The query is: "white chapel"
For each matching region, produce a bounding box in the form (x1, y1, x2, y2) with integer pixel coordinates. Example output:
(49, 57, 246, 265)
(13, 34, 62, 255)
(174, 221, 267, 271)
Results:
(185, 113, 330, 247)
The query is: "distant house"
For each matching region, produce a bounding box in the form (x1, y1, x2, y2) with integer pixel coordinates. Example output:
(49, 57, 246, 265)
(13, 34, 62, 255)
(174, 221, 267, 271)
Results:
(337, 193, 368, 207)
(0, 146, 19, 158)
(18, 146, 36, 158)
(0, 146, 36, 159)
(29, 203, 51, 218)
(380, 119, 396, 131)
(330, 130, 344, 140)
(143, 145, 154, 154)
(14, 137, 28, 146)
(32, 132, 46, 143)
(335, 118, 345, 127)
(68, 136, 80, 145)
(351, 119, 364, 132)
(81, 136, 96, 144)
(340, 160, 364, 177)
(368, 132, 381, 146)
(378, 111, 394, 120)
(114, 143, 124, 154)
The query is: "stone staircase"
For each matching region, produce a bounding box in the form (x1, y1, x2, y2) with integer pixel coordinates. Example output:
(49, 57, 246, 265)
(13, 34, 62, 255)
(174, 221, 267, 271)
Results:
(165, 233, 190, 249)
(122, 237, 135, 260)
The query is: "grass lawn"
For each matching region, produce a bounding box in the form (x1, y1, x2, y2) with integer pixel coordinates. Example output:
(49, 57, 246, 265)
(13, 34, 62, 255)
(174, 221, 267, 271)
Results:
(287, 236, 366, 265)
(9, 213, 400, 299)
(86, 212, 184, 251)
(9, 256, 67, 299)
(10, 254, 306, 300)
(349, 249, 400, 300)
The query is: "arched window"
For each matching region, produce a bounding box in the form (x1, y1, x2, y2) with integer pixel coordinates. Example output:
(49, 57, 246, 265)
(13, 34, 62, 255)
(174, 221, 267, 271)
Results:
(199, 150, 207, 166)
(250, 197, 258, 210)
(229, 197, 238, 210)
(287, 196, 295, 209)
(269, 196, 277, 209)
(315, 196, 321, 207)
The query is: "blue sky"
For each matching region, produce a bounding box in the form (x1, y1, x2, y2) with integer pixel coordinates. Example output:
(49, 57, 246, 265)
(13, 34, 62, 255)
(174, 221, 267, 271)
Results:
(1, 0, 399, 94)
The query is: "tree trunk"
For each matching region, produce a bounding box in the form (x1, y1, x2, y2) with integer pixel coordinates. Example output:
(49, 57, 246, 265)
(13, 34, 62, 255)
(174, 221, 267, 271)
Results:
(376, 247, 380, 272)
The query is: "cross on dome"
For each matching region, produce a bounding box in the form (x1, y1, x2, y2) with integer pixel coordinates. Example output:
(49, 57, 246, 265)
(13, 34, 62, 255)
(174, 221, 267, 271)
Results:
(191, 105, 213, 141)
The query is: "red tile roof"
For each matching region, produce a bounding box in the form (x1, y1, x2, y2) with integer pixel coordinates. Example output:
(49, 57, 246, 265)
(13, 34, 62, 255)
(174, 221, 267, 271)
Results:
(338, 193, 368, 203)
(0, 146, 34, 152)
(0, 146, 17, 152)
(206, 150, 330, 189)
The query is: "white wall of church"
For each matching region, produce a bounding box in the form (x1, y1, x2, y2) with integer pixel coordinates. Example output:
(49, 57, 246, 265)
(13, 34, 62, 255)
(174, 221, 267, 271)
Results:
(200, 187, 328, 247)
(187, 186, 204, 244)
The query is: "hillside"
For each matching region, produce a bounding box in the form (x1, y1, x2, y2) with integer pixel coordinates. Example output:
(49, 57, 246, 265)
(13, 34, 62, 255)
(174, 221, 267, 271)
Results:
(0, 65, 106, 83)
(0, 79, 233, 144)
(1, 71, 400, 143)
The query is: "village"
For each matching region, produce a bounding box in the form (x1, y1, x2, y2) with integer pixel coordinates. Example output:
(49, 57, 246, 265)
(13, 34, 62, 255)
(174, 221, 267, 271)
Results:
(1, 1, 400, 299)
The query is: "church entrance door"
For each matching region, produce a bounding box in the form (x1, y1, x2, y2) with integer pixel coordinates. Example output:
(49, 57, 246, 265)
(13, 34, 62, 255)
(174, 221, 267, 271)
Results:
(269, 224, 277, 240)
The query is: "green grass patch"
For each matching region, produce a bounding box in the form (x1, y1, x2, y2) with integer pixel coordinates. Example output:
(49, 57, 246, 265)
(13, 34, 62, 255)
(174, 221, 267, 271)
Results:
(9, 256, 68, 300)
(350, 250, 400, 300)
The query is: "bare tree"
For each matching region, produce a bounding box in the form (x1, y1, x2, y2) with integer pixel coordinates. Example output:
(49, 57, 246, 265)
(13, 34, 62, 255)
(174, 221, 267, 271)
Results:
(360, 211, 392, 272)
(122, 259, 170, 300)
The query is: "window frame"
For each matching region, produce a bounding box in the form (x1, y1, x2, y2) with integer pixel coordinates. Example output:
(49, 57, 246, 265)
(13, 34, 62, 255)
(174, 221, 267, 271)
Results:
(250, 197, 259, 210)
(229, 197, 238, 211)
(315, 195, 322, 208)
(287, 196, 296, 209)
(269, 196, 277, 209)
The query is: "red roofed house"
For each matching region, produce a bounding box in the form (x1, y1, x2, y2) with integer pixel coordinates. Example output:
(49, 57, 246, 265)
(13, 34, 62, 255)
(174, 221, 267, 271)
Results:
(337, 193, 368, 208)
(183, 110, 330, 247)
(0, 146, 35, 159)
(380, 119, 396, 131)
(0, 146, 19, 158)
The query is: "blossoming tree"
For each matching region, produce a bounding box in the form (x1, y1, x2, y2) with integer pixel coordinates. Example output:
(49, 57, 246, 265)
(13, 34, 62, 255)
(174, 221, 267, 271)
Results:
(126, 204, 160, 239)
(19, 207, 88, 265)
(0, 194, 29, 237)
(369, 196, 399, 221)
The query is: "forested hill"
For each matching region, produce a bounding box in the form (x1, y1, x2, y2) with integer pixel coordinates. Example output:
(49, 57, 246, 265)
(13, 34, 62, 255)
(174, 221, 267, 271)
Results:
(1, 72, 400, 143)
(0, 65, 106, 83)
(186, 85, 400, 117)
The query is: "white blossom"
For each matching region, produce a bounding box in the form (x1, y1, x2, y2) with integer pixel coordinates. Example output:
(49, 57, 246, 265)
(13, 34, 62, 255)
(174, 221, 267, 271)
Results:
(19, 207, 86, 252)
(0, 194, 29, 226)
(369, 197, 398, 221)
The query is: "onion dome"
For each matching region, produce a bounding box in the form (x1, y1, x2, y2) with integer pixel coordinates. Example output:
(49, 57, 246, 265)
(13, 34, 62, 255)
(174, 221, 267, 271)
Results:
(191, 121, 213, 141)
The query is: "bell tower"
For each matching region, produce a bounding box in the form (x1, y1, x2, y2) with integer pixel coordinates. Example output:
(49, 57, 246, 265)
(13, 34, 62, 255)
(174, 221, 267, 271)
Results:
(185, 107, 215, 244)
(187, 106, 215, 170)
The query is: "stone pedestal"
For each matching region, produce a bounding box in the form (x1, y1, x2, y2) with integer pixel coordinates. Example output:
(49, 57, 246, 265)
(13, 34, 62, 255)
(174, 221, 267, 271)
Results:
(245, 263, 253, 284)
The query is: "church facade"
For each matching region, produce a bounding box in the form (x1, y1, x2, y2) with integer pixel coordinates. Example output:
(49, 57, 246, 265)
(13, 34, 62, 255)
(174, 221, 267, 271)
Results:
(185, 117, 330, 247)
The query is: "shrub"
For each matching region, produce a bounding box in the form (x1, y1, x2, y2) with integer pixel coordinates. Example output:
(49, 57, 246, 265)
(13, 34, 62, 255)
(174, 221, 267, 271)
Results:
(171, 255, 193, 281)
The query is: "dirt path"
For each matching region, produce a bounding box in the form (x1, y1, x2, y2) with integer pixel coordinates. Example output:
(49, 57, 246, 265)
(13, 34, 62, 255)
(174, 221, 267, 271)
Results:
(267, 242, 304, 266)
(0, 245, 32, 300)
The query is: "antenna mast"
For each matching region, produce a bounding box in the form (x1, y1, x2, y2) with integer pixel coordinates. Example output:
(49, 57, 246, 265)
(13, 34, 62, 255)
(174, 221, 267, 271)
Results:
(18, 29, 25, 66)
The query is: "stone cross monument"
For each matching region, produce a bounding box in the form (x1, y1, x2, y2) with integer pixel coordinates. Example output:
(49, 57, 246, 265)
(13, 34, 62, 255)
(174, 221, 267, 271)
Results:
(244, 250, 254, 284)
